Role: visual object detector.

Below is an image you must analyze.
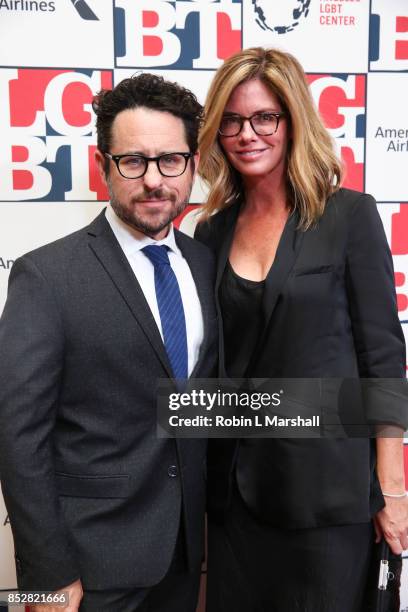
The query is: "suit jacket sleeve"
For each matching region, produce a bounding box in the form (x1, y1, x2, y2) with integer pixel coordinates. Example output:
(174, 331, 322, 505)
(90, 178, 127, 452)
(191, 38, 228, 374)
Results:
(345, 193, 408, 428)
(0, 256, 80, 590)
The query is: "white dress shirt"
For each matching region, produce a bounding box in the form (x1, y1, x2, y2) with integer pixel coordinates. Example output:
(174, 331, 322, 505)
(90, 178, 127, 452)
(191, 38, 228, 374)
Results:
(105, 206, 204, 376)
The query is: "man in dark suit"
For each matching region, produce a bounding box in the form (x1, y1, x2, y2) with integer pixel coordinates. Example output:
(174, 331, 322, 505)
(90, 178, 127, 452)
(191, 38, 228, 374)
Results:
(0, 74, 217, 612)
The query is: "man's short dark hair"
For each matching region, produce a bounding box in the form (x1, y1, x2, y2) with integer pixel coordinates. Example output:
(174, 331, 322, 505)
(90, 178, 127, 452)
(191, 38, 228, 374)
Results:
(92, 73, 203, 172)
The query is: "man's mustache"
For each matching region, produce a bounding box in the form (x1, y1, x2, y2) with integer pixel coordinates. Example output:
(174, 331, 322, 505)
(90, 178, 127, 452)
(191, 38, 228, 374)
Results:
(132, 189, 176, 203)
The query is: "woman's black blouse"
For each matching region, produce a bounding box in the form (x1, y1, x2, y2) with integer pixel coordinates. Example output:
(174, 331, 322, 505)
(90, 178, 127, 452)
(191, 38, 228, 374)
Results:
(219, 260, 265, 378)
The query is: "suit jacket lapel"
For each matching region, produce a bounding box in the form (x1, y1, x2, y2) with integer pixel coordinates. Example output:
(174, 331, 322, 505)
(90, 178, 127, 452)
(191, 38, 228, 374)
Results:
(260, 210, 304, 335)
(86, 211, 174, 378)
(208, 203, 241, 378)
(215, 202, 241, 293)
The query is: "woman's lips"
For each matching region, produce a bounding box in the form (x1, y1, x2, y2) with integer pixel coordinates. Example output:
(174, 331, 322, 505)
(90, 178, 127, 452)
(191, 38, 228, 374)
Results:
(235, 148, 267, 159)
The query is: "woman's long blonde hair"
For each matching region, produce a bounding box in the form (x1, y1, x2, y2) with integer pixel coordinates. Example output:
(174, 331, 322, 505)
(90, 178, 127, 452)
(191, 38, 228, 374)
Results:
(198, 47, 343, 228)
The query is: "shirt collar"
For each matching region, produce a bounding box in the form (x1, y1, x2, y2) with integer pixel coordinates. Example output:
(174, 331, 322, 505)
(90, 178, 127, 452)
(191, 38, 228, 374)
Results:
(105, 205, 180, 258)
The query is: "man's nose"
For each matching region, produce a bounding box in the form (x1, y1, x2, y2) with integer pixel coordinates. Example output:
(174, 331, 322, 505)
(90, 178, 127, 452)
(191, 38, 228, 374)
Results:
(142, 161, 163, 190)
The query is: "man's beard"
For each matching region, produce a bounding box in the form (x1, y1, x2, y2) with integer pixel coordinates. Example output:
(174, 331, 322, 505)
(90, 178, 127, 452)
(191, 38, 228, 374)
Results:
(108, 183, 189, 238)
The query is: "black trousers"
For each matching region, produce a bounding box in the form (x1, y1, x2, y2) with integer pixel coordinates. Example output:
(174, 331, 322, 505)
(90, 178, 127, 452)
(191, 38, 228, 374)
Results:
(79, 528, 202, 612)
(206, 484, 374, 612)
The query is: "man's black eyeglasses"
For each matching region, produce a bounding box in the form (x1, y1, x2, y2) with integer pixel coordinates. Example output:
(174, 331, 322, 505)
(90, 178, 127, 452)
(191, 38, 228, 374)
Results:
(104, 152, 193, 179)
(218, 112, 286, 137)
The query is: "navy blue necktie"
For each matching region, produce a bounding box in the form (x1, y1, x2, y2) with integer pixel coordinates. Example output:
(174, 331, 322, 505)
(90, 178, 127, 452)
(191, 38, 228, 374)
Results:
(142, 245, 188, 380)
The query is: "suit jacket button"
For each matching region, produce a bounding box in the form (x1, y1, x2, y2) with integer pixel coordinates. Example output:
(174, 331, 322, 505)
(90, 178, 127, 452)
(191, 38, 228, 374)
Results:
(168, 465, 178, 478)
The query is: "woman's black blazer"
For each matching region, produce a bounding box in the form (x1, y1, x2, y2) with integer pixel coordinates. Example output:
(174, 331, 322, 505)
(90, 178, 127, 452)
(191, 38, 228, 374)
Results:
(195, 188, 407, 528)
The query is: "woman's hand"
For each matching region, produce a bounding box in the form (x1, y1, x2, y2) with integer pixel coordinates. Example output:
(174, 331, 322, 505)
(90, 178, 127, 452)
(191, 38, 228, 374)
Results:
(375, 433, 408, 554)
(374, 495, 408, 554)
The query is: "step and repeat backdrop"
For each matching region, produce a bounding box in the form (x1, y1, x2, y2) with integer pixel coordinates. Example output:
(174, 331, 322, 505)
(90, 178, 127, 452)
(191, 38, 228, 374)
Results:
(0, 0, 407, 608)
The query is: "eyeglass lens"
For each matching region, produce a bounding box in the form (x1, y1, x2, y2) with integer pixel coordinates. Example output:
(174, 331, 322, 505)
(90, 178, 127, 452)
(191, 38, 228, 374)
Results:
(118, 153, 188, 178)
(219, 113, 281, 137)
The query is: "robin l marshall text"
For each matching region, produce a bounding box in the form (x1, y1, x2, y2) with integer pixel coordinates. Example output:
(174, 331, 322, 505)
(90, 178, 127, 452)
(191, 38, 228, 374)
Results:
(168, 415, 320, 428)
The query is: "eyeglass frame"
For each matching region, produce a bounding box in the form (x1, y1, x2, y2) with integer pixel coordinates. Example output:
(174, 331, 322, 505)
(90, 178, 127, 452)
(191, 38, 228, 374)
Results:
(218, 111, 286, 138)
(104, 152, 193, 179)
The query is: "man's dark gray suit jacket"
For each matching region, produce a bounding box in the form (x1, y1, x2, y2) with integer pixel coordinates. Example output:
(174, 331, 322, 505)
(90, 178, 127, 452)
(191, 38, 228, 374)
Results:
(0, 210, 217, 592)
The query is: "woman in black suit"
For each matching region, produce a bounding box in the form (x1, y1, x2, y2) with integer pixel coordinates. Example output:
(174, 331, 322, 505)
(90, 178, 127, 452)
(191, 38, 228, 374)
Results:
(195, 47, 408, 612)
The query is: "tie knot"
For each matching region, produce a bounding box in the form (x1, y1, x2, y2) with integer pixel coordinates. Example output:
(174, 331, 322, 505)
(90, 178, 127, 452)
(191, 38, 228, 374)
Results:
(142, 245, 170, 267)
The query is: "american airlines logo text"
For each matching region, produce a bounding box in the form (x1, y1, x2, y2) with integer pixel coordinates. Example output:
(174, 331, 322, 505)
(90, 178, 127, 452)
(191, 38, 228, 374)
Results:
(374, 126, 408, 153)
(0, 0, 55, 11)
(0, 0, 98, 17)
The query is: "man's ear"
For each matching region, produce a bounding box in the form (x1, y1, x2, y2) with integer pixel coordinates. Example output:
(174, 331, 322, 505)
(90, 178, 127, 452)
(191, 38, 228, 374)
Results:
(95, 149, 108, 186)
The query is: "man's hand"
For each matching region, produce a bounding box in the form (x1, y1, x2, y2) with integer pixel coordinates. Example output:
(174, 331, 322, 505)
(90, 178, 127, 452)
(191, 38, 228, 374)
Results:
(30, 579, 83, 612)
